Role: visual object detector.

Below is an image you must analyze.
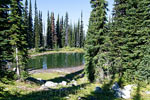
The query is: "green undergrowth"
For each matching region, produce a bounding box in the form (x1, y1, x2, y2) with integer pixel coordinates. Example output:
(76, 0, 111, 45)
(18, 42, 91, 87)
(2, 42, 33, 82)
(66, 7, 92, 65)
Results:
(1, 71, 150, 100)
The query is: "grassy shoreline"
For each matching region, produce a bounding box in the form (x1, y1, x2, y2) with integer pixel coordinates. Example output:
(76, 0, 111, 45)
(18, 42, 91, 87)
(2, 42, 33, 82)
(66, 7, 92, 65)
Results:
(29, 47, 84, 57)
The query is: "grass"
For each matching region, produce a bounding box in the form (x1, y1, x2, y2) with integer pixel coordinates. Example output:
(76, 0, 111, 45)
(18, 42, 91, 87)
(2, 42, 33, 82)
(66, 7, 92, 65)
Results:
(1, 70, 150, 100)
(29, 47, 84, 57)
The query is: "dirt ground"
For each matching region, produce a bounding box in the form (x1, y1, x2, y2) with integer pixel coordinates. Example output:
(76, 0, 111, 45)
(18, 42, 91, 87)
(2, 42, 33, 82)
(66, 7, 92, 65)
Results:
(29, 65, 84, 74)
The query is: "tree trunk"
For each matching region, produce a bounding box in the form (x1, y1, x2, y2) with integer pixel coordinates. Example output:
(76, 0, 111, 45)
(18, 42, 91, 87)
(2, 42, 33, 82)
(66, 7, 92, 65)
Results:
(16, 47, 20, 78)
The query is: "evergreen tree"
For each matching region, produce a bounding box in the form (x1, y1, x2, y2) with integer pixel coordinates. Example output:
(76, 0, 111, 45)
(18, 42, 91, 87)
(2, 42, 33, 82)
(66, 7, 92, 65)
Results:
(85, 0, 108, 82)
(65, 12, 69, 47)
(51, 12, 56, 49)
(77, 20, 80, 47)
(28, 0, 33, 48)
(24, 0, 29, 48)
(80, 12, 84, 48)
(68, 22, 73, 47)
(56, 14, 62, 48)
(61, 16, 65, 47)
(9, 0, 28, 77)
(34, 0, 39, 51)
(0, 0, 12, 69)
(46, 12, 53, 49)
(39, 11, 44, 47)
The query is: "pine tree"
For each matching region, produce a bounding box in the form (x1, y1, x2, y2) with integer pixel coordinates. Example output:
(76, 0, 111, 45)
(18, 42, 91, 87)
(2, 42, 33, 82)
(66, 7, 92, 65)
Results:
(34, 0, 39, 51)
(56, 14, 62, 48)
(65, 12, 69, 47)
(77, 20, 80, 47)
(39, 11, 44, 47)
(46, 12, 53, 49)
(68, 22, 73, 47)
(9, 0, 28, 77)
(0, 0, 12, 69)
(51, 12, 56, 49)
(28, 0, 33, 48)
(85, 0, 108, 82)
(24, 0, 29, 48)
(80, 12, 84, 48)
(61, 16, 65, 47)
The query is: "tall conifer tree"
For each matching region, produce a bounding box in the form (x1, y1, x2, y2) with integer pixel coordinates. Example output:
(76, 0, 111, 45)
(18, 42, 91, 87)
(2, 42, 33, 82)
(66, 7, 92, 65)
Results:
(85, 0, 108, 82)
(9, 0, 28, 77)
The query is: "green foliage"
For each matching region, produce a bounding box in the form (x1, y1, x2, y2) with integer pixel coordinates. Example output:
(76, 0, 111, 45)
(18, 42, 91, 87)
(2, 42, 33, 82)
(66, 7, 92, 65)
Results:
(85, 0, 108, 82)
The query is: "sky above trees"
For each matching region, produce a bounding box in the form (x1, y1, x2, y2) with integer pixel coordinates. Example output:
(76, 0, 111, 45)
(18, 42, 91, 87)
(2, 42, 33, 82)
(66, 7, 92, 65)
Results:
(23, 0, 114, 34)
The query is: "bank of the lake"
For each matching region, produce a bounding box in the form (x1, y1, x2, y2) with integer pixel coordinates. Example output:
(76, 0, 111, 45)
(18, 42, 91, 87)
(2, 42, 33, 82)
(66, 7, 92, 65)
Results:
(29, 47, 84, 57)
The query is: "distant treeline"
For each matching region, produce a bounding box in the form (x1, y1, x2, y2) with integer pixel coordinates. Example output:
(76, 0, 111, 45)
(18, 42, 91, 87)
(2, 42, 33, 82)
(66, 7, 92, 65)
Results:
(26, 0, 85, 51)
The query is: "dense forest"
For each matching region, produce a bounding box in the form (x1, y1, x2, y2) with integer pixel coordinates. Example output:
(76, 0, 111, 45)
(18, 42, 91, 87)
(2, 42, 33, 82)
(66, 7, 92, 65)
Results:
(0, 0, 85, 79)
(85, 0, 150, 83)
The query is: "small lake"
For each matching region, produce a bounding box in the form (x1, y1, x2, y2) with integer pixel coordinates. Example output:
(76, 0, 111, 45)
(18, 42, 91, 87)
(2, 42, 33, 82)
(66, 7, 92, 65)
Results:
(27, 53, 84, 70)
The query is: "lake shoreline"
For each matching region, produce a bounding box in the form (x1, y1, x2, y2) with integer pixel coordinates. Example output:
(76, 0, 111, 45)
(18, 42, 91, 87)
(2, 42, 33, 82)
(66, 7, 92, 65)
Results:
(29, 65, 84, 74)
(30, 50, 84, 57)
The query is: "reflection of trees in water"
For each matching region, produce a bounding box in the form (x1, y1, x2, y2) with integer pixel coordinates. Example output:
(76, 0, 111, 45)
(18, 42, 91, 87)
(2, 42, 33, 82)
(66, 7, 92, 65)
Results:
(27, 53, 84, 69)
(43, 56, 47, 70)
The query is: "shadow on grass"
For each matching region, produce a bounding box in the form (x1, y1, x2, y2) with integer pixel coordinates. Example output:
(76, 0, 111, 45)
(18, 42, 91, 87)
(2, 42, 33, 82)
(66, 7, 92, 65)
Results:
(3, 83, 89, 100)
(81, 74, 125, 100)
(26, 69, 84, 85)
(48, 69, 84, 83)
(133, 83, 141, 100)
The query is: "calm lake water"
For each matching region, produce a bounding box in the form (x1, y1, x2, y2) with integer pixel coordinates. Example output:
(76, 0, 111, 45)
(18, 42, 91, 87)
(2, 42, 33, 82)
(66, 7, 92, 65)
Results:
(27, 53, 84, 70)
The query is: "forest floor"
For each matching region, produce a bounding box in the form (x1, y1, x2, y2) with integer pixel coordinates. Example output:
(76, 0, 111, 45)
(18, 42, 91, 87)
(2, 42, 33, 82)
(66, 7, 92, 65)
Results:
(1, 66, 150, 100)
(29, 47, 84, 57)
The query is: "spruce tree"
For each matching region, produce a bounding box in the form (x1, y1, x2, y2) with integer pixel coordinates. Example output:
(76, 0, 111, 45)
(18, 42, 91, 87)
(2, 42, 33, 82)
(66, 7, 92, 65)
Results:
(9, 0, 28, 77)
(61, 16, 65, 47)
(68, 22, 73, 47)
(56, 14, 60, 48)
(51, 12, 56, 49)
(34, 0, 39, 51)
(24, 0, 29, 48)
(46, 12, 53, 49)
(28, 0, 33, 48)
(0, 0, 12, 69)
(80, 12, 84, 48)
(85, 0, 108, 82)
(39, 11, 44, 47)
(65, 12, 69, 47)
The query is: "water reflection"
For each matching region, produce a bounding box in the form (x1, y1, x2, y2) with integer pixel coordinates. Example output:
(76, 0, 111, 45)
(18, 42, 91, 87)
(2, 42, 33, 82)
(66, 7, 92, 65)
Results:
(27, 53, 84, 70)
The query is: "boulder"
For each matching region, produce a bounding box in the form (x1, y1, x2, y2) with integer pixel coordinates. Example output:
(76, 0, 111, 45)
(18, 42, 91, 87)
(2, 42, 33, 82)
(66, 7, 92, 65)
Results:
(72, 80, 77, 86)
(45, 81, 58, 87)
(94, 87, 102, 93)
(40, 85, 50, 90)
(121, 85, 133, 99)
(145, 91, 150, 94)
(60, 81, 67, 86)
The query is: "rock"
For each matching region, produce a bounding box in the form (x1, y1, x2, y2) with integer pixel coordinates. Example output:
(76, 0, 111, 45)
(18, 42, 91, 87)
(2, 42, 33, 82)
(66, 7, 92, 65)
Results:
(145, 91, 150, 94)
(124, 85, 132, 91)
(37, 78, 42, 81)
(60, 81, 67, 86)
(112, 82, 120, 91)
(121, 85, 133, 99)
(40, 85, 50, 90)
(45, 81, 58, 87)
(94, 87, 102, 93)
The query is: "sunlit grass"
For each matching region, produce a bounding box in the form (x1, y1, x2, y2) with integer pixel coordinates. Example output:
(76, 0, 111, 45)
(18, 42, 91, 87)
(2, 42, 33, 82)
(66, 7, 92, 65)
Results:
(1, 71, 150, 100)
